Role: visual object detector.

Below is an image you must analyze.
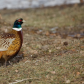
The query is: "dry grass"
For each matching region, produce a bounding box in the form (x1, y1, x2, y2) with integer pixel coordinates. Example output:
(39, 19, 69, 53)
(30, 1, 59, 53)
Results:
(0, 4, 84, 84)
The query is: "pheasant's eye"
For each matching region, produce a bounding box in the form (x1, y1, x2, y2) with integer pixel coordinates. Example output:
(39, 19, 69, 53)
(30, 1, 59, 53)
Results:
(18, 19, 22, 22)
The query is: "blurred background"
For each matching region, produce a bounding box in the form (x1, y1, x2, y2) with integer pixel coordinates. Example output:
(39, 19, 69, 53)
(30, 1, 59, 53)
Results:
(0, 0, 83, 9)
(0, 0, 84, 33)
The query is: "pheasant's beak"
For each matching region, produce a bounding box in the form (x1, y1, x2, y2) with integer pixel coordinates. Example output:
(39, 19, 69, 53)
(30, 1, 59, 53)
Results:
(23, 20, 26, 23)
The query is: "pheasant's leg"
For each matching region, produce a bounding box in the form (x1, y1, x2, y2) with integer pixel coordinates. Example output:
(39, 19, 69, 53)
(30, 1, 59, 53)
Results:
(4, 59, 7, 67)
(3, 55, 8, 67)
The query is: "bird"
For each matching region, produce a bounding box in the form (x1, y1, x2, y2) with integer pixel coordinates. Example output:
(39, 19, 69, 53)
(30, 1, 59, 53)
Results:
(0, 18, 25, 66)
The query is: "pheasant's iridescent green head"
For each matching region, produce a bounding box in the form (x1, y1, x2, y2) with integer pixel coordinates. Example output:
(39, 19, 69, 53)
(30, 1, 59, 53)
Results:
(13, 18, 25, 31)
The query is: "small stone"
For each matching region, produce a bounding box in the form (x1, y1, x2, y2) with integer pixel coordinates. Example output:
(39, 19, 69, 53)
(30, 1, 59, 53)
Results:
(76, 72, 80, 76)
(42, 45, 49, 50)
(76, 34, 81, 38)
(50, 71, 56, 74)
(36, 44, 42, 49)
(80, 51, 84, 54)
(46, 75, 49, 79)
(49, 50, 52, 53)
(65, 79, 70, 83)
(30, 50, 38, 54)
(63, 41, 68, 46)
(37, 30, 43, 34)
(70, 49, 76, 52)
(15, 69, 18, 73)
(82, 81, 84, 84)
(56, 47, 61, 50)
(31, 54, 38, 58)
(80, 46, 84, 49)
(45, 31, 50, 36)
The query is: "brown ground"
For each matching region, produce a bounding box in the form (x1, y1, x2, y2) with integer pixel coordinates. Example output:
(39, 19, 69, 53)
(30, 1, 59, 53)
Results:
(0, 4, 84, 84)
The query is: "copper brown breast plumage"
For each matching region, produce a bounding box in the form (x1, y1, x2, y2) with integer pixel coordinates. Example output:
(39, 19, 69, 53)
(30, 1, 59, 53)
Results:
(0, 18, 24, 66)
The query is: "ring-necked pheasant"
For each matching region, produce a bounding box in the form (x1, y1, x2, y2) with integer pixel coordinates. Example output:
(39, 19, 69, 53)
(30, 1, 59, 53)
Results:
(0, 18, 25, 66)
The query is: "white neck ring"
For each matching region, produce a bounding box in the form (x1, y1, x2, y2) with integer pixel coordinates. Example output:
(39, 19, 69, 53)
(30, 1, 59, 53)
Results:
(13, 28, 22, 31)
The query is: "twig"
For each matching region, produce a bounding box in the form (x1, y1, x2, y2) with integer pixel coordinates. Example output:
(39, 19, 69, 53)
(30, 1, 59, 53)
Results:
(9, 78, 40, 84)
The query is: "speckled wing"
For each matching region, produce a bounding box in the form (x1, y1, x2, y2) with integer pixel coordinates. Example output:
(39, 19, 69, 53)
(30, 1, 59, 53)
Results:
(0, 33, 15, 51)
